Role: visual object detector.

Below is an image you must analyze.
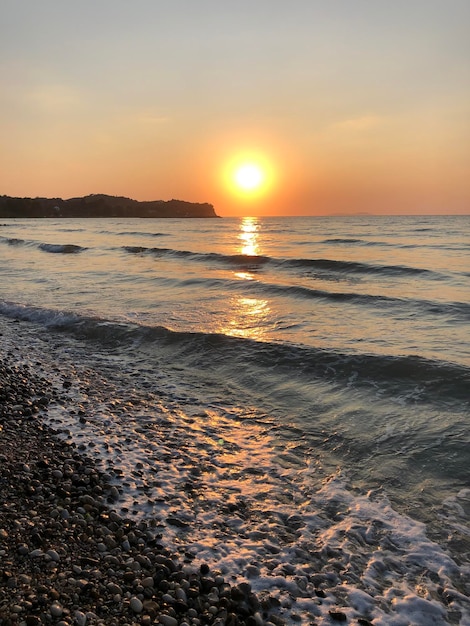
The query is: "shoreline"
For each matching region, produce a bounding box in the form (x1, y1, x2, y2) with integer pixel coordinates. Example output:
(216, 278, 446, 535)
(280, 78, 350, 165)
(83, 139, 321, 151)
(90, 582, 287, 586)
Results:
(0, 325, 274, 626)
(1, 314, 468, 626)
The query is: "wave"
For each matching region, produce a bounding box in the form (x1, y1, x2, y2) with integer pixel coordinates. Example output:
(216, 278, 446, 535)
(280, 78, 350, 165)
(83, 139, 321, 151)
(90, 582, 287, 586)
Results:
(319, 237, 392, 246)
(121, 245, 469, 319)
(38, 243, 86, 254)
(176, 275, 470, 320)
(279, 257, 435, 277)
(1, 301, 468, 407)
(121, 244, 449, 279)
(2, 233, 456, 278)
(101, 230, 168, 237)
(120, 231, 168, 237)
(0, 235, 86, 254)
(320, 237, 469, 252)
(123, 246, 270, 268)
(0, 236, 25, 245)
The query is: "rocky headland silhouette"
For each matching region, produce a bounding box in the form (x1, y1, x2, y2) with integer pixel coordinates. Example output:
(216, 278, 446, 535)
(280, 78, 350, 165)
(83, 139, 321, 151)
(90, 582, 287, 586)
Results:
(0, 194, 219, 218)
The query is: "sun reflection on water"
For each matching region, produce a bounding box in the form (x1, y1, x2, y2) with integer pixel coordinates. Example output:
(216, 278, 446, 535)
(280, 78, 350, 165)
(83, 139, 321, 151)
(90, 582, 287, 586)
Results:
(222, 217, 271, 340)
(234, 271, 255, 281)
(234, 217, 260, 280)
(223, 296, 271, 341)
(238, 216, 260, 256)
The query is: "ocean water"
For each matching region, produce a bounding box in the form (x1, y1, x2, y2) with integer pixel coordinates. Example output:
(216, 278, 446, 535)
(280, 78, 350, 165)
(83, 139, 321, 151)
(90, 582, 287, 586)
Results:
(0, 215, 469, 624)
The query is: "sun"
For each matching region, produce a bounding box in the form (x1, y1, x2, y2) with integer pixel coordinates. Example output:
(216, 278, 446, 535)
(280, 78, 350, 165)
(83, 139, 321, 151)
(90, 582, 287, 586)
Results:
(229, 159, 271, 197)
(234, 164, 265, 191)
(218, 148, 276, 207)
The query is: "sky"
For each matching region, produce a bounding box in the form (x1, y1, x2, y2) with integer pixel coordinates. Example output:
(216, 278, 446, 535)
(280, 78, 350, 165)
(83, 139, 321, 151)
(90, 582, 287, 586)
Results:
(1, 1, 469, 216)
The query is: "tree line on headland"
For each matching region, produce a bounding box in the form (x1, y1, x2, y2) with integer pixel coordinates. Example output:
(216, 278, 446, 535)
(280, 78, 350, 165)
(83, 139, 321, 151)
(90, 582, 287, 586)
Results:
(0, 194, 219, 218)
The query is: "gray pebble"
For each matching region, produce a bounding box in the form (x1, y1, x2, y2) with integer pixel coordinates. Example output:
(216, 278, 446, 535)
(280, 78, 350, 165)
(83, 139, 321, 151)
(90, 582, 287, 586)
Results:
(47, 549, 60, 562)
(29, 548, 44, 558)
(130, 596, 143, 613)
(50, 602, 63, 617)
(74, 610, 87, 625)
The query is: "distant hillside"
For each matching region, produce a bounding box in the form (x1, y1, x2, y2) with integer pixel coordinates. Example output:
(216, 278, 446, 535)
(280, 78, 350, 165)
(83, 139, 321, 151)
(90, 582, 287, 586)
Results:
(0, 194, 219, 218)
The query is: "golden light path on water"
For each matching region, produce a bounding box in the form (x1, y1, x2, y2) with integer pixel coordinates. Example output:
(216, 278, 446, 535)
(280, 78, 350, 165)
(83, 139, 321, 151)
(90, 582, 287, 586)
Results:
(238, 216, 260, 256)
(222, 217, 271, 341)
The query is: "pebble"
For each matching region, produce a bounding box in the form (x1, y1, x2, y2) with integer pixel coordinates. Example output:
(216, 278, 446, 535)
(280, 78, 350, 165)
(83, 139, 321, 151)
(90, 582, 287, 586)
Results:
(159, 615, 179, 626)
(175, 587, 187, 602)
(29, 548, 44, 558)
(50, 602, 64, 617)
(47, 548, 60, 562)
(329, 609, 347, 621)
(19, 574, 32, 584)
(74, 611, 87, 626)
(130, 596, 144, 613)
(109, 486, 120, 500)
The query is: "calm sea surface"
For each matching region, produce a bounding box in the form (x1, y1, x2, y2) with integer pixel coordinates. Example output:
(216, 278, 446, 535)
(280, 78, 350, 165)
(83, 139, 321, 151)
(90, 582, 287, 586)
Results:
(1, 215, 469, 624)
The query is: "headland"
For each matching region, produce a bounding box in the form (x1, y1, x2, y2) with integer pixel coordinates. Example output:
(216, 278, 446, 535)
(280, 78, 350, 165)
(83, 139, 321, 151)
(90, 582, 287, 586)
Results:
(0, 194, 219, 218)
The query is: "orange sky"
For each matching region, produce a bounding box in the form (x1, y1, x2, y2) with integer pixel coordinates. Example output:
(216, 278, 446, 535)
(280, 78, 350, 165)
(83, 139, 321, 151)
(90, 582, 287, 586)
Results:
(1, 2, 469, 216)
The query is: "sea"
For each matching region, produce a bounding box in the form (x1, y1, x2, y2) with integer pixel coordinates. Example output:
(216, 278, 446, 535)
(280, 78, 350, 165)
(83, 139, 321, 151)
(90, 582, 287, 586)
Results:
(0, 214, 469, 625)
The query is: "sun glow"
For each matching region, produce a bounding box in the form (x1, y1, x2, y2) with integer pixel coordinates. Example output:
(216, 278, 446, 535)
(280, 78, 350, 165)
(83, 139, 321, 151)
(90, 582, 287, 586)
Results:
(234, 164, 264, 191)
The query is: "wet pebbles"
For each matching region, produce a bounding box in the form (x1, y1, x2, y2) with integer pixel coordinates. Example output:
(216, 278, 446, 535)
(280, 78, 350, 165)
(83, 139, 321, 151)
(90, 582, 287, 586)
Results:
(0, 355, 272, 625)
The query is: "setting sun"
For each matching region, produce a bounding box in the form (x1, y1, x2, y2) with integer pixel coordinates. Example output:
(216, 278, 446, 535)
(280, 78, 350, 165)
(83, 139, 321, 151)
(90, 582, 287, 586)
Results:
(219, 150, 276, 208)
(234, 164, 265, 191)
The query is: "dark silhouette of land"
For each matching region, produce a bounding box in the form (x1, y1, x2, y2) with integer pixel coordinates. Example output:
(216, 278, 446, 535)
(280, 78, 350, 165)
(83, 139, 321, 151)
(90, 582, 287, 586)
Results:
(0, 194, 219, 218)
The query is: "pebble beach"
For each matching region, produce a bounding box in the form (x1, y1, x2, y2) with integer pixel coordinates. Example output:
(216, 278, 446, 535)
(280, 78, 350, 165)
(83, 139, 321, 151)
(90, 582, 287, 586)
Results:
(0, 318, 278, 626)
(1, 311, 469, 626)
(1, 317, 371, 626)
